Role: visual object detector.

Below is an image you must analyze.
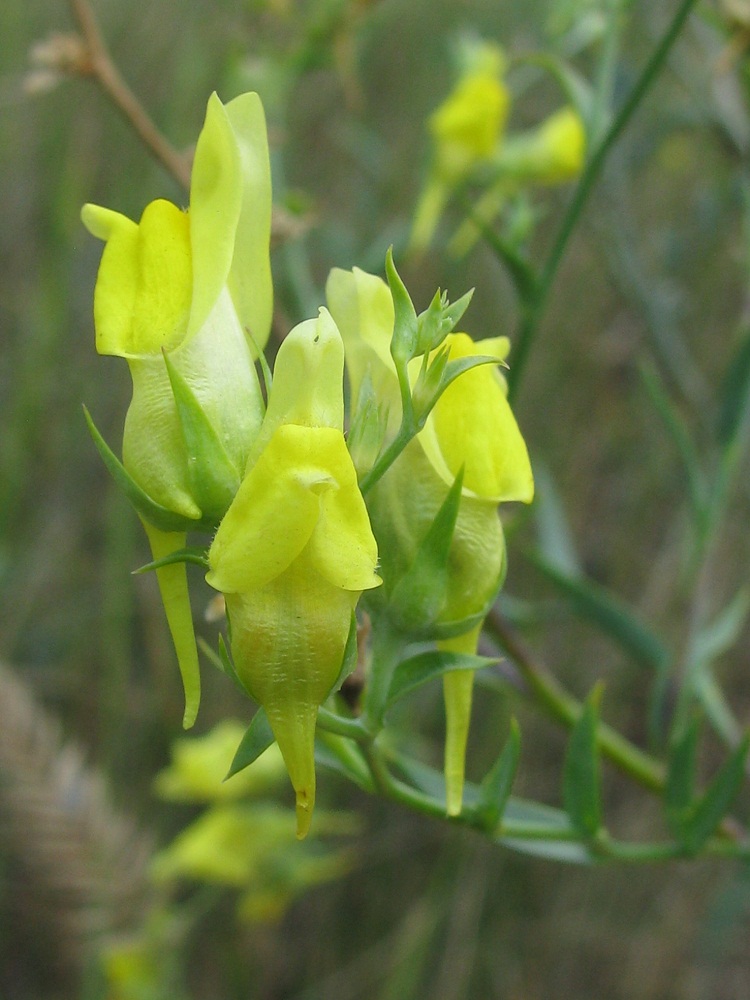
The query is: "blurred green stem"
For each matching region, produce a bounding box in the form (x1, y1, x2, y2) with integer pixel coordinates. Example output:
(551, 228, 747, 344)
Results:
(487, 610, 665, 793)
(507, 0, 701, 401)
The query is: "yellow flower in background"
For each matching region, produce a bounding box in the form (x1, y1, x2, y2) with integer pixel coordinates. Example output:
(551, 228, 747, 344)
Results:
(494, 105, 586, 185)
(82, 91, 273, 728)
(207, 310, 381, 839)
(410, 41, 510, 254)
(327, 267, 533, 815)
(153, 720, 286, 803)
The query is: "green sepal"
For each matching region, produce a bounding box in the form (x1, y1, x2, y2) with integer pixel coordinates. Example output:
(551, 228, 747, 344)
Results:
(331, 613, 359, 695)
(388, 468, 464, 633)
(133, 546, 210, 573)
(671, 733, 750, 855)
(225, 708, 276, 780)
(386, 648, 497, 709)
(196, 635, 242, 693)
(473, 718, 521, 831)
(162, 350, 240, 524)
(415, 286, 474, 356)
(412, 353, 503, 427)
(83, 405, 206, 533)
(347, 372, 389, 481)
(141, 521, 201, 729)
(385, 246, 419, 369)
(315, 731, 375, 793)
(563, 684, 604, 839)
(245, 325, 272, 408)
(197, 633, 245, 692)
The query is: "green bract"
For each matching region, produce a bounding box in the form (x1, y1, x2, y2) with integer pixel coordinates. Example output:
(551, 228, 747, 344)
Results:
(206, 311, 381, 839)
(82, 91, 273, 728)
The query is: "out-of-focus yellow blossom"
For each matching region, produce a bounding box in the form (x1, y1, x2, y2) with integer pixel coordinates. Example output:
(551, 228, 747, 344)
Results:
(410, 42, 510, 254)
(153, 720, 286, 803)
(327, 267, 533, 815)
(82, 91, 273, 728)
(206, 310, 381, 838)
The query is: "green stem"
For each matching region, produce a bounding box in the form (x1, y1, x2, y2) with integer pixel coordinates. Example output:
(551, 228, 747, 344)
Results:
(487, 611, 665, 793)
(359, 423, 414, 496)
(317, 706, 369, 741)
(360, 628, 406, 733)
(507, 0, 701, 401)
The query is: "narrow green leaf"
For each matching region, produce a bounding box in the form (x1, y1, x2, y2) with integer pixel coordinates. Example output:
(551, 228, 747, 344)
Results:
(475, 719, 521, 830)
(162, 351, 240, 521)
(386, 649, 498, 709)
(681, 735, 750, 854)
(527, 550, 669, 672)
(717, 327, 750, 450)
(225, 708, 275, 779)
(563, 685, 604, 838)
(665, 714, 700, 838)
(83, 405, 203, 533)
(639, 359, 708, 522)
(133, 546, 209, 573)
(533, 464, 581, 578)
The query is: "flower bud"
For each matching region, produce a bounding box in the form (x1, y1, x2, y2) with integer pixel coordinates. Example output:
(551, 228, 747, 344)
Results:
(207, 311, 381, 838)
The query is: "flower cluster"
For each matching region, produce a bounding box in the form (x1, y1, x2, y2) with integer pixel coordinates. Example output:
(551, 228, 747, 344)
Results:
(83, 90, 533, 836)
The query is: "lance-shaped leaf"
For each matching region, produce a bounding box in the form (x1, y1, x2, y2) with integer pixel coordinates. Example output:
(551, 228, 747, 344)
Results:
(563, 685, 603, 838)
(386, 648, 497, 709)
(665, 714, 700, 839)
(474, 718, 521, 831)
(83, 406, 207, 533)
(162, 350, 241, 523)
(674, 735, 750, 855)
(226, 708, 276, 780)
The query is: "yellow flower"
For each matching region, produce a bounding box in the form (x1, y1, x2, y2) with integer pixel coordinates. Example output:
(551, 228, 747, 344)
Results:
(207, 310, 381, 838)
(410, 42, 510, 254)
(327, 267, 533, 814)
(82, 91, 273, 728)
(495, 106, 586, 185)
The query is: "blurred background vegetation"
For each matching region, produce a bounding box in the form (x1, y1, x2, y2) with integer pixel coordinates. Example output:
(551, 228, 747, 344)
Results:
(3, 0, 750, 997)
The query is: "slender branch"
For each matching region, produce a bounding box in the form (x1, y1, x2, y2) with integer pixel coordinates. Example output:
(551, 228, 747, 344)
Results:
(68, 0, 192, 190)
(507, 0, 702, 400)
(487, 609, 666, 793)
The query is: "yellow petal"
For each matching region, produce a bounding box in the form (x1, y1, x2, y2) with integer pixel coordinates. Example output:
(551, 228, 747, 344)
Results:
(224, 91, 274, 353)
(207, 424, 324, 595)
(421, 333, 534, 502)
(188, 92, 243, 338)
(86, 199, 192, 358)
(131, 200, 192, 354)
